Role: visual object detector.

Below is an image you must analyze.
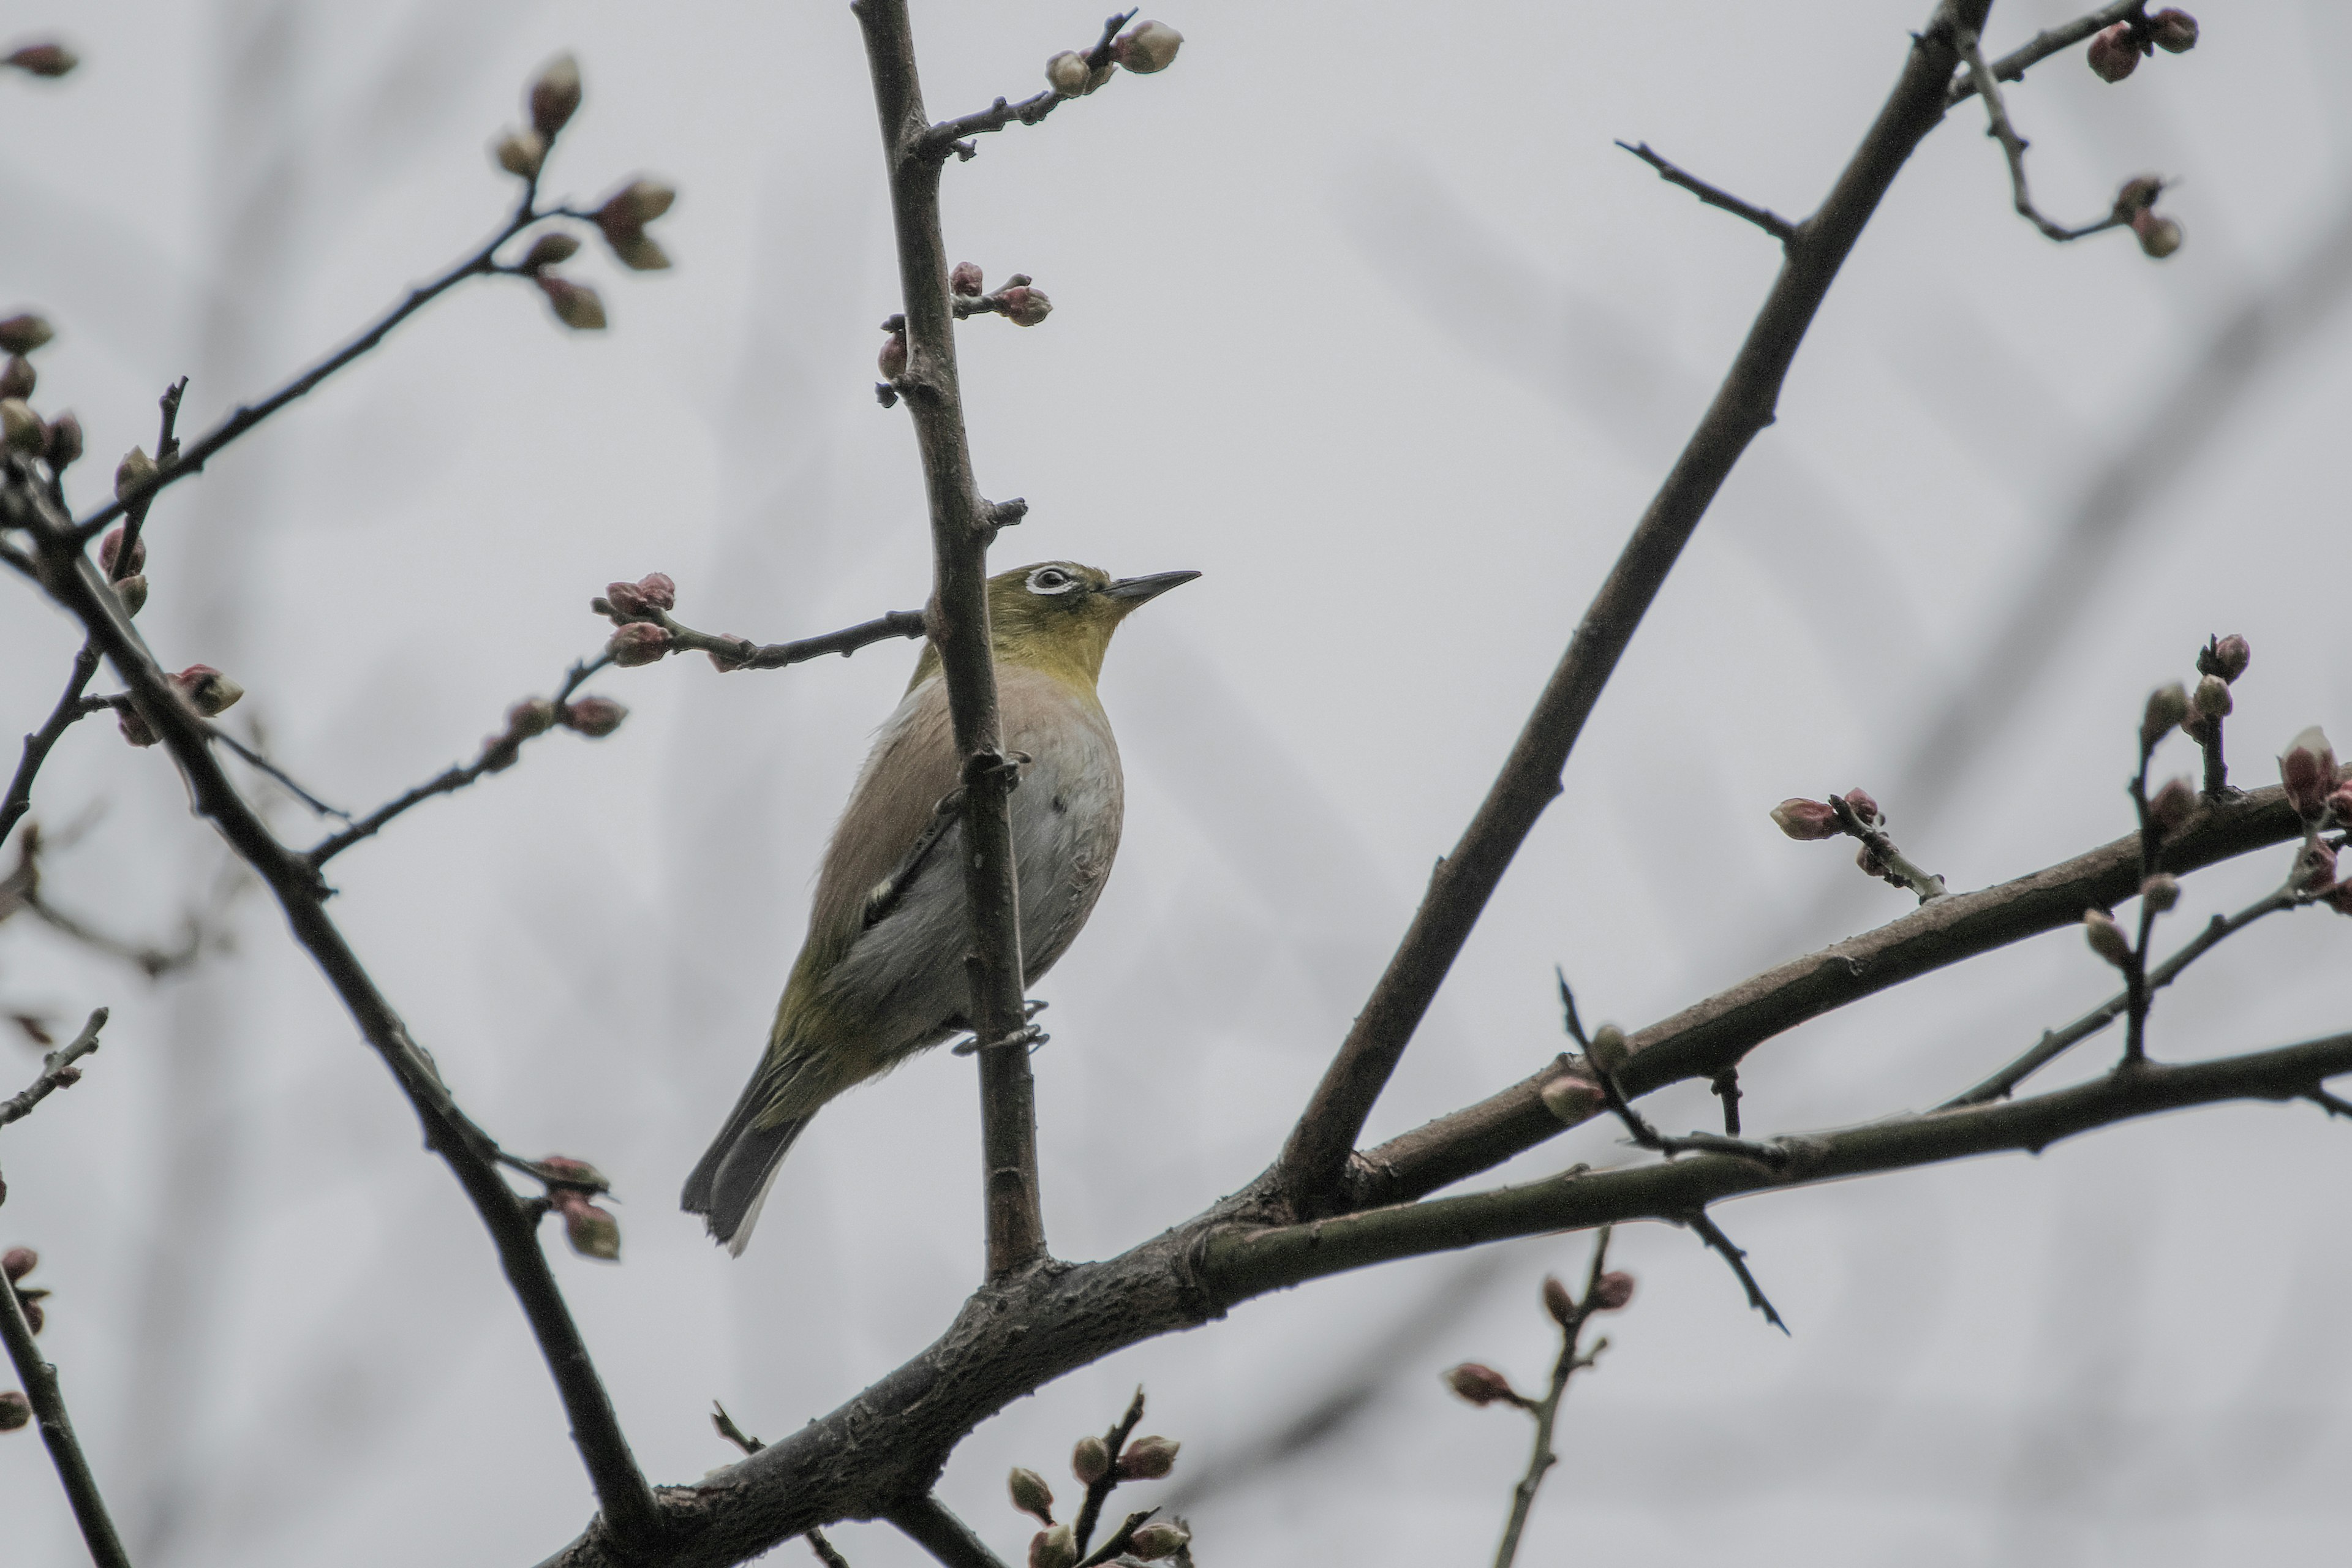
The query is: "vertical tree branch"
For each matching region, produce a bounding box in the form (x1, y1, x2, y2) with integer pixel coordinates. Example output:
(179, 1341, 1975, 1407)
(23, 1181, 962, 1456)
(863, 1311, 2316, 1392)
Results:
(1273, 0, 1996, 1210)
(1, 1259, 132, 1568)
(852, 0, 1047, 1278)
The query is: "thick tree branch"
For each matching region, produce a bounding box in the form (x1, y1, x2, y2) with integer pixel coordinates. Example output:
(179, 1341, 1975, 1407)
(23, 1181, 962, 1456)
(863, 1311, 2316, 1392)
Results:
(853, 0, 1047, 1279)
(5, 474, 666, 1555)
(1275, 0, 1996, 1212)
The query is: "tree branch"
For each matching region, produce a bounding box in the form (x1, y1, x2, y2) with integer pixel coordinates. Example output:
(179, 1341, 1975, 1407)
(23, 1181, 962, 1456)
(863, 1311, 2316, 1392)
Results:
(1953, 22, 2132, 244)
(1490, 1229, 1611, 1568)
(853, 0, 1047, 1280)
(884, 1494, 1009, 1568)
(0, 641, 101, 846)
(1273, 0, 1998, 1212)
(919, 10, 1134, 160)
(1945, 0, 2147, 105)
(1613, 140, 1798, 243)
(617, 605, 929, 674)
(0, 1242, 130, 1568)
(0, 1006, 107, 1127)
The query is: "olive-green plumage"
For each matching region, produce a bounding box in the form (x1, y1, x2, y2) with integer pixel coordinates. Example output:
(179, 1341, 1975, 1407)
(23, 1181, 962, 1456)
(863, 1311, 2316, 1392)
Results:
(682, 560, 1196, 1252)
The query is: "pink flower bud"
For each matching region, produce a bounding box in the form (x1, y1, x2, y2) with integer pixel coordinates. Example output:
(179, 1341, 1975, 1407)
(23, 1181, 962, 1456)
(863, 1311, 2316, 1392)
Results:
(1071, 1434, 1110, 1485)
(2280, 726, 2339, 821)
(536, 275, 608, 331)
(538, 1155, 606, 1186)
(2192, 674, 2232, 720)
(2295, 840, 2339, 895)
(607, 622, 672, 666)
(2150, 9, 2198, 52)
(1842, 786, 1882, 826)
(1009, 1466, 1054, 1524)
(997, 285, 1053, 327)
(0, 1390, 29, 1431)
(507, 698, 559, 739)
(2133, 209, 2183, 260)
(529, 54, 582, 141)
(950, 261, 985, 297)
(1116, 1434, 1179, 1480)
(1590, 1270, 1637, 1311)
(1771, 797, 1841, 840)
(2113, 175, 2164, 219)
(2326, 787, 2352, 826)
(1444, 1363, 1520, 1407)
(172, 666, 243, 717)
(1, 1248, 34, 1282)
(2086, 23, 2139, 81)
(1541, 1274, 1575, 1325)
(1029, 1523, 1077, 1568)
(0, 314, 54, 355)
(2141, 684, 2190, 750)
(1044, 50, 1092, 97)
(2082, 908, 2132, 968)
(118, 706, 159, 747)
(604, 573, 676, 619)
(1537, 1072, 1604, 1125)
(0, 356, 31, 399)
(2148, 775, 2195, 835)
(494, 127, 546, 179)
(99, 526, 146, 576)
(2141, 873, 2180, 913)
(42, 409, 80, 469)
(519, 232, 581, 273)
(1112, 20, 1183, 74)
(878, 331, 908, 380)
(4, 42, 77, 78)
(1127, 1522, 1190, 1561)
(563, 697, 627, 737)
(17, 1295, 45, 1335)
(2208, 635, 2251, 683)
(0, 398, 41, 454)
(557, 1193, 620, 1261)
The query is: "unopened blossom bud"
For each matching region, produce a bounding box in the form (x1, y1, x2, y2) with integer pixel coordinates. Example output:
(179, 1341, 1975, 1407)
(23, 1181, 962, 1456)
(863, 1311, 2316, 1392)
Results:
(168, 666, 240, 717)
(950, 261, 985, 297)
(604, 573, 676, 620)
(610, 232, 673, 271)
(0, 356, 31, 399)
(2141, 683, 2190, 750)
(607, 622, 671, 666)
(2082, 908, 2132, 968)
(118, 706, 159, 747)
(18, 1296, 45, 1335)
(2150, 9, 2198, 52)
(537, 1155, 607, 1188)
(43, 409, 81, 469)
(2141, 873, 2180, 913)
(559, 1194, 620, 1261)
(1444, 1363, 1520, 1407)
(1009, 1466, 1055, 1524)
(519, 232, 581, 273)
(1113, 20, 1183, 74)
(1541, 1274, 1575, 1325)
(1046, 50, 1092, 96)
(998, 285, 1053, 327)
(494, 127, 547, 179)
(563, 697, 627, 737)
(537, 275, 607, 331)
(878, 331, 908, 380)
(2280, 726, 2339, 821)
(1127, 1522, 1190, 1561)
(2087, 23, 2139, 81)
(6, 42, 77, 77)
(2192, 674, 2232, 720)
(0, 314, 53, 355)
(2133, 209, 2183, 260)
(2327, 787, 2352, 826)
(1071, 1434, 1110, 1485)
(115, 445, 159, 502)
(111, 573, 148, 616)
(1117, 1434, 1180, 1480)
(1771, 798, 1841, 841)
(0, 1390, 29, 1431)
(99, 526, 145, 576)
(1030, 1523, 1077, 1568)
(1538, 1072, 1604, 1125)
(1590, 1270, 1637, 1311)
(2113, 175, 2163, 219)
(1, 1248, 33, 1283)
(2208, 634, 2251, 683)
(507, 698, 559, 739)
(1585, 1022, 1629, 1077)
(2294, 840, 2339, 895)
(2326, 882, 2352, 918)
(2148, 775, 2195, 835)
(600, 178, 676, 231)
(0, 399, 41, 454)
(1842, 787, 1882, 825)
(529, 54, 582, 140)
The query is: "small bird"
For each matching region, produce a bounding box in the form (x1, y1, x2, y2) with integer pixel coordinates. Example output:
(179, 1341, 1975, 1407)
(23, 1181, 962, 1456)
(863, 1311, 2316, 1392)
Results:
(682, 560, 1197, 1253)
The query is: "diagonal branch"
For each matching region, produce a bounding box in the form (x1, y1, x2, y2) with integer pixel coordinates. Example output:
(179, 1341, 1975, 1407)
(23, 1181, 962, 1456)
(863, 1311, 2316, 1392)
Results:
(854, 0, 1048, 1280)
(1676, 1208, 1785, 1332)
(0, 1237, 130, 1568)
(1614, 140, 1798, 243)
(885, 1494, 1009, 1568)
(1946, 0, 2147, 105)
(0, 642, 102, 845)
(1274, 0, 1997, 1212)
(0, 1006, 108, 1127)
(920, 10, 1135, 160)
(1954, 23, 2132, 244)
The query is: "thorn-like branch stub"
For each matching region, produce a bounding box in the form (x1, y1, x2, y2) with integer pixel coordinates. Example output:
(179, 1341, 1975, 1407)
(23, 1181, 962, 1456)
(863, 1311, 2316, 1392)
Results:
(1615, 140, 1798, 244)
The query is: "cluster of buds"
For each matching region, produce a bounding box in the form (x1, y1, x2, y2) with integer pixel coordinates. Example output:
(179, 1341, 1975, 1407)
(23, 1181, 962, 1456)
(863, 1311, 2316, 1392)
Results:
(6, 1246, 49, 1336)
(592, 179, 676, 273)
(478, 692, 628, 771)
(494, 55, 579, 183)
(2, 41, 76, 78)
(0, 312, 84, 473)
(2111, 175, 2183, 260)
(595, 571, 679, 666)
(1017, 1405, 1188, 1567)
(2087, 8, 2198, 83)
(950, 266, 1055, 328)
(2182, 633, 2249, 745)
(1446, 1261, 1634, 1408)
(1773, 788, 1917, 886)
(2276, 727, 2352, 916)
(536, 1156, 620, 1260)
(1043, 18, 1182, 97)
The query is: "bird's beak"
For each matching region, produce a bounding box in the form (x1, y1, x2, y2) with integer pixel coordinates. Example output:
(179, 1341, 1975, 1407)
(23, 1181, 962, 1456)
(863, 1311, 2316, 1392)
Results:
(1104, 570, 1201, 604)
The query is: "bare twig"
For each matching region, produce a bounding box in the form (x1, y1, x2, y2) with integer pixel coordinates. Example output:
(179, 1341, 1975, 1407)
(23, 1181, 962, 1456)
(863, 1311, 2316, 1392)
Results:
(616, 605, 929, 674)
(885, 1494, 1008, 1568)
(1614, 140, 1798, 243)
(0, 1242, 131, 1568)
(1491, 1229, 1613, 1568)
(854, 0, 1048, 1280)
(0, 642, 101, 845)
(1947, 0, 2147, 104)
(1954, 23, 2132, 244)
(712, 1401, 766, 1455)
(0, 1006, 106, 1128)
(1274, 0, 2000, 1212)
(806, 1531, 853, 1568)
(919, 10, 1136, 160)
(1676, 1209, 1786, 1332)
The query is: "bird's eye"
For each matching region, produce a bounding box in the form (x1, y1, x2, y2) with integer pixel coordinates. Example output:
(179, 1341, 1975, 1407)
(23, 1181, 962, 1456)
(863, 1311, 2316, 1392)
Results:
(1026, 567, 1079, 595)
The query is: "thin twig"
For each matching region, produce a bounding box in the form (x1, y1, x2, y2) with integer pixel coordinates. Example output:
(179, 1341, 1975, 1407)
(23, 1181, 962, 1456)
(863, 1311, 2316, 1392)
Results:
(0, 642, 101, 845)
(884, 1494, 1009, 1568)
(1071, 1386, 1147, 1557)
(624, 606, 929, 673)
(920, 10, 1136, 160)
(711, 1400, 766, 1455)
(1678, 1210, 1787, 1332)
(1947, 0, 2147, 104)
(0, 1243, 132, 1568)
(106, 376, 187, 594)
(0, 1007, 107, 1127)
(1492, 1229, 1612, 1568)
(1614, 140, 1798, 243)
(1829, 792, 1948, 903)
(1954, 24, 2132, 244)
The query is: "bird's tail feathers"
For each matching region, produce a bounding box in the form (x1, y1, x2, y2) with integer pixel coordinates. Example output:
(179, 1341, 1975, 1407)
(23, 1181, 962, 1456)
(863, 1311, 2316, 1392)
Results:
(681, 1061, 821, 1254)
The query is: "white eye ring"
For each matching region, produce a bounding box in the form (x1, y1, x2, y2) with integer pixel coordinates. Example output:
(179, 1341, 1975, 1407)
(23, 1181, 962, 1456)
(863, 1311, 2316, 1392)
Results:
(1027, 567, 1079, 595)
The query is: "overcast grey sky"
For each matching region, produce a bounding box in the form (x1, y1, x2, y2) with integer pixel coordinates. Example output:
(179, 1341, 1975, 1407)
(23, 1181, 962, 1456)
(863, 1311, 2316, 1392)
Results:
(4, 2, 2350, 1564)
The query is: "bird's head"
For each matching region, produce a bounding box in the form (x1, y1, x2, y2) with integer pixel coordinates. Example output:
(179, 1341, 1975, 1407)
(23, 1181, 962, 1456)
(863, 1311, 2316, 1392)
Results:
(910, 562, 1199, 692)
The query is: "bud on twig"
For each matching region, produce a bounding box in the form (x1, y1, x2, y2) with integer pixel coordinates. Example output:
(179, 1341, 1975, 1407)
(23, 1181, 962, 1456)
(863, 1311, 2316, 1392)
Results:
(1117, 1434, 1179, 1480)
(607, 623, 671, 667)
(2141, 873, 2180, 913)
(1, 1248, 33, 1283)
(1071, 1434, 1110, 1485)
(2207, 634, 2251, 684)
(2149, 9, 2199, 52)
(4, 42, 77, 78)
(1538, 1072, 1604, 1125)
(878, 330, 908, 381)
(2327, 788, 2352, 828)
(1590, 1270, 1637, 1311)
(1771, 798, 1841, 841)
(1541, 1274, 1575, 1325)
(997, 285, 1053, 327)
(950, 261, 985, 298)
(562, 697, 627, 737)
(0, 399, 40, 455)
(520, 232, 581, 273)
(115, 446, 159, 503)
(2133, 208, 2184, 260)
(2293, 840, 2339, 895)
(2191, 674, 2232, 721)
(1126, 1521, 1190, 1561)
(2280, 727, 2339, 821)
(0, 314, 54, 355)
(0, 1390, 29, 1431)
(1585, 1022, 1629, 1077)
(1444, 1363, 1520, 1407)
(1046, 50, 1092, 96)
(595, 179, 677, 271)
(605, 573, 676, 620)
(507, 698, 559, 739)
(537, 275, 608, 331)
(1030, 1523, 1077, 1568)
(99, 526, 145, 576)
(530, 54, 582, 141)
(2086, 23, 2139, 81)
(0, 356, 31, 399)
(1113, 20, 1183, 74)
(2082, 908, 2132, 968)
(2141, 684, 2189, 751)
(172, 666, 244, 717)
(557, 1193, 621, 1261)
(495, 128, 548, 179)
(1009, 1466, 1055, 1524)
(43, 410, 81, 469)
(1842, 787, 1882, 826)
(2147, 775, 2194, 835)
